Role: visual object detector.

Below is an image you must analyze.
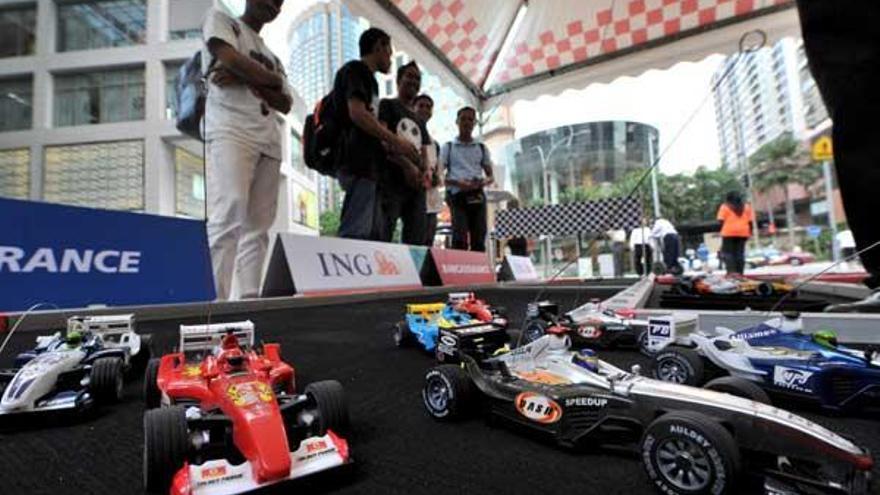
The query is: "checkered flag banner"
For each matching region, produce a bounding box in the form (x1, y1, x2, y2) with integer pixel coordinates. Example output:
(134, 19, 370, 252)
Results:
(493, 197, 643, 239)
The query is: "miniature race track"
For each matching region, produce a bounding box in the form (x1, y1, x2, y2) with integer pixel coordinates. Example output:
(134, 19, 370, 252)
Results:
(1, 287, 879, 495)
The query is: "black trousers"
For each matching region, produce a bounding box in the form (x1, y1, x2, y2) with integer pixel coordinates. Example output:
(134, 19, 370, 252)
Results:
(381, 189, 427, 245)
(797, 1, 880, 287)
(449, 191, 487, 252)
(662, 234, 681, 274)
(424, 212, 438, 247)
(721, 237, 748, 275)
(633, 244, 653, 276)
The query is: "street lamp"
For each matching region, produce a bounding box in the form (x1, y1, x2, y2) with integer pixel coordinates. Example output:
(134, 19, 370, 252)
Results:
(531, 127, 592, 278)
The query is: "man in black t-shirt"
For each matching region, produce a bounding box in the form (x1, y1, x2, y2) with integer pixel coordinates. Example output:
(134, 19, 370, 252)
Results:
(378, 61, 432, 244)
(332, 28, 420, 241)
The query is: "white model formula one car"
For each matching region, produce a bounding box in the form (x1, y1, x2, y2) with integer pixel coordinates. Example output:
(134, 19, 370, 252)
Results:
(0, 314, 151, 416)
(424, 328, 874, 494)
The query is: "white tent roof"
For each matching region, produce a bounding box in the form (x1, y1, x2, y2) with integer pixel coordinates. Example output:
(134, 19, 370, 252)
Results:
(345, 0, 801, 109)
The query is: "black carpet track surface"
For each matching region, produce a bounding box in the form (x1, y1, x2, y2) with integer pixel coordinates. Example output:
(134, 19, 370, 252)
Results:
(0, 288, 878, 495)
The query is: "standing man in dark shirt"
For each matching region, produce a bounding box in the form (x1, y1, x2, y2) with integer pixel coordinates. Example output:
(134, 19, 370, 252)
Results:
(441, 107, 495, 252)
(333, 28, 420, 240)
(379, 61, 432, 244)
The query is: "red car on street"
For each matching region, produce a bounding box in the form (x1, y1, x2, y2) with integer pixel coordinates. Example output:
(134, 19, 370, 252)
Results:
(143, 321, 351, 495)
(448, 292, 508, 328)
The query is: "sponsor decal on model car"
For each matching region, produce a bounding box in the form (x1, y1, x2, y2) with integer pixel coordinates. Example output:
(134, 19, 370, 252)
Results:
(226, 382, 273, 407)
(515, 392, 562, 424)
(439, 335, 457, 347)
(564, 397, 608, 408)
(772, 366, 814, 393)
(732, 328, 779, 341)
(513, 370, 571, 385)
(577, 325, 601, 338)
(200, 466, 227, 481)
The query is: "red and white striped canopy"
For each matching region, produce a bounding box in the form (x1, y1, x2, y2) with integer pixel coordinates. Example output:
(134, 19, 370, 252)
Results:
(345, 0, 800, 107)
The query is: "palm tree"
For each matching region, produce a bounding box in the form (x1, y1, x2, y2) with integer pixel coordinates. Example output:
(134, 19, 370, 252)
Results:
(750, 135, 821, 250)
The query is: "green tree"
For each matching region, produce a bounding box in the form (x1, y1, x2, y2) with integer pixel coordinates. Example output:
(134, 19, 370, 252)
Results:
(750, 134, 821, 249)
(319, 208, 341, 237)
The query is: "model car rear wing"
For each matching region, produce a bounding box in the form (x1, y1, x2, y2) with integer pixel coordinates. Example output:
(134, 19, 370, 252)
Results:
(68, 314, 135, 338)
(447, 292, 474, 304)
(178, 321, 255, 354)
(406, 303, 446, 317)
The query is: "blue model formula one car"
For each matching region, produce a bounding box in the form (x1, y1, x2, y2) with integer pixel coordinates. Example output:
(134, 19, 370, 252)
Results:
(650, 315, 880, 411)
(393, 303, 508, 362)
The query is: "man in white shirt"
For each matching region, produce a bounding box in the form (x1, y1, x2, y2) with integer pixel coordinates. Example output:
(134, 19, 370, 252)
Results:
(837, 229, 857, 260)
(201, 0, 292, 300)
(607, 229, 627, 277)
(629, 226, 654, 276)
(651, 218, 681, 274)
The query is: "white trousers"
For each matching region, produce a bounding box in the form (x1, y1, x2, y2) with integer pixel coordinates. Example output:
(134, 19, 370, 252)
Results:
(206, 139, 280, 300)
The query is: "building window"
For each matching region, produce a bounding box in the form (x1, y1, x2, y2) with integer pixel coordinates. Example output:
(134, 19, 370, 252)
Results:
(0, 76, 33, 132)
(165, 61, 184, 119)
(0, 4, 36, 58)
(54, 67, 145, 127)
(43, 140, 144, 210)
(174, 145, 205, 219)
(0, 148, 30, 199)
(169, 0, 211, 40)
(57, 0, 146, 52)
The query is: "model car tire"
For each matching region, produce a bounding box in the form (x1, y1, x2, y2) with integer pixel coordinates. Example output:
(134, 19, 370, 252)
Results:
(143, 358, 161, 410)
(422, 365, 474, 421)
(521, 319, 548, 345)
(641, 411, 740, 495)
(144, 406, 189, 493)
(756, 282, 774, 297)
(90, 357, 124, 403)
(131, 334, 153, 374)
(393, 321, 413, 348)
(637, 330, 654, 356)
(305, 380, 350, 435)
(703, 377, 771, 405)
(651, 347, 705, 386)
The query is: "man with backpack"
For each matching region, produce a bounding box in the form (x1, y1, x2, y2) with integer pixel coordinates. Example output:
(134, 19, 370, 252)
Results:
(378, 61, 432, 244)
(201, 0, 291, 300)
(327, 28, 420, 241)
(441, 107, 495, 252)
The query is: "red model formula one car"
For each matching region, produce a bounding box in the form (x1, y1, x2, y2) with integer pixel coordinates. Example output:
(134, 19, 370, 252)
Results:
(448, 292, 508, 328)
(143, 321, 351, 495)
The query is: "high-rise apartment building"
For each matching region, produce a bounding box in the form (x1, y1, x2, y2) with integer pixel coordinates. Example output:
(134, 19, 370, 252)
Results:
(288, 0, 366, 214)
(712, 37, 808, 170)
(0, 0, 318, 236)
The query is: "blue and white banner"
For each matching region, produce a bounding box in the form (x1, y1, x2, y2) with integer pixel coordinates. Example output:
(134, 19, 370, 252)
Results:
(0, 198, 215, 312)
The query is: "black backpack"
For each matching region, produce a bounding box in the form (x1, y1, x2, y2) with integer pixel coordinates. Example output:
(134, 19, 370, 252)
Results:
(303, 93, 342, 177)
(175, 51, 212, 141)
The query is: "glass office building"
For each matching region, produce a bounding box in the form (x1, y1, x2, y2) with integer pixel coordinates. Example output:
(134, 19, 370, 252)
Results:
(499, 121, 659, 208)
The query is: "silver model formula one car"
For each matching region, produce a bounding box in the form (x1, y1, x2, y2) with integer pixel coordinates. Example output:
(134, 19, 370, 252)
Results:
(0, 314, 150, 416)
(423, 329, 873, 494)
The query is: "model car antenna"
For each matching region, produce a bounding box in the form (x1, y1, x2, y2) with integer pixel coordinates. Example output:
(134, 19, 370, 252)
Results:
(0, 302, 60, 358)
(518, 32, 765, 347)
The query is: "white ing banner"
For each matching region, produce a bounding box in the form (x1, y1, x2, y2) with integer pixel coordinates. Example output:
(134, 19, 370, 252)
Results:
(273, 234, 422, 295)
(505, 255, 539, 282)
